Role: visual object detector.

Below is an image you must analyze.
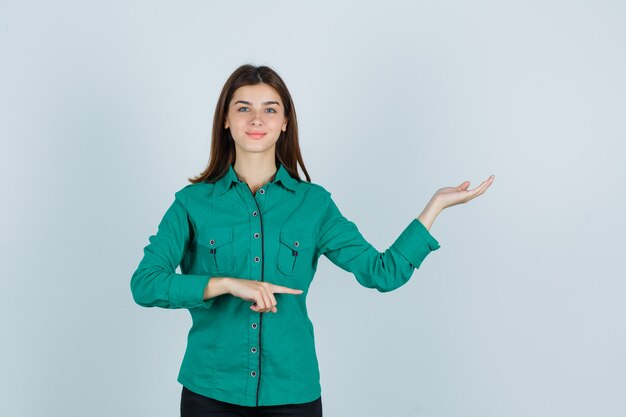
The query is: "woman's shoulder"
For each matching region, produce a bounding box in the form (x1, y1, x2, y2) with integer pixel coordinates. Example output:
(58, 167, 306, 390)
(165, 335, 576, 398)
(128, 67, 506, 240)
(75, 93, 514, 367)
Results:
(173, 181, 215, 203)
(296, 179, 333, 199)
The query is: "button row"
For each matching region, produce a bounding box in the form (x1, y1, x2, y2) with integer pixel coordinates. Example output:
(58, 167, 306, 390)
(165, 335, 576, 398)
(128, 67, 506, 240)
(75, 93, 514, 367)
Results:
(248, 190, 262, 380)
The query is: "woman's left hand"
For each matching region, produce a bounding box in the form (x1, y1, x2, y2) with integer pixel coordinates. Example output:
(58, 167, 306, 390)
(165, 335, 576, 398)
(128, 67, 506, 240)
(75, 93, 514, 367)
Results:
(434, 175, 495, 210)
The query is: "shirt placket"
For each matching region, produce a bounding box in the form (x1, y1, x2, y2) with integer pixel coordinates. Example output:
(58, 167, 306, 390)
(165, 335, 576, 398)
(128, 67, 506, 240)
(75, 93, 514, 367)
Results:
(236, 177, 269, 406)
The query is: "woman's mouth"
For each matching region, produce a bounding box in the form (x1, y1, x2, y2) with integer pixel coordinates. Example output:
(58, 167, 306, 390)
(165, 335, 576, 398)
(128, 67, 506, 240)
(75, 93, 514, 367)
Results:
(246, 132, 266, 139)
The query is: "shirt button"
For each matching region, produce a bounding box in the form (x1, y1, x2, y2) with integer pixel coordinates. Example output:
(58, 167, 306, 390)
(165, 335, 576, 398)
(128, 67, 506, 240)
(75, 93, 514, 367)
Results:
(254, 256, 260, 262)
(259, 189, 265, 194)
(250, 347, 257, 353)
(209, 239, 215, 245)
(251, 323, 257, 329)
(254, 233, 260, 239)
(250, 371, 257, 377)
(252, 211, 258, 216)
(294, 241, 299, 247)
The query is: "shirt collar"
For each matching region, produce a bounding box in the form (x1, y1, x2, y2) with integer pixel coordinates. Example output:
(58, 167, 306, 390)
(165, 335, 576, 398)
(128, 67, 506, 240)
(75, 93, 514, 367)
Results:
(214, 162, 299, 196)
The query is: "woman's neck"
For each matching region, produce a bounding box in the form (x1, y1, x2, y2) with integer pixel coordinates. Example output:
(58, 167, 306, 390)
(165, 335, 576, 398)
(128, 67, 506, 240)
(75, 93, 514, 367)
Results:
(232, 157, 278, 194)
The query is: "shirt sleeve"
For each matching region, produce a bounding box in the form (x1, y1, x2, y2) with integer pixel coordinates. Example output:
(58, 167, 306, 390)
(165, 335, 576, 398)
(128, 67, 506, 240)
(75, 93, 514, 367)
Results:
(317, 193, 441, 292)
(130, 191, 216, 309)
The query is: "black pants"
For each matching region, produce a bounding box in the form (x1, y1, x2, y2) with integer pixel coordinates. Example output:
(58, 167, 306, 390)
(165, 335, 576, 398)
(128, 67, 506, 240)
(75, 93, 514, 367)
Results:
(181, 386, 323, 417)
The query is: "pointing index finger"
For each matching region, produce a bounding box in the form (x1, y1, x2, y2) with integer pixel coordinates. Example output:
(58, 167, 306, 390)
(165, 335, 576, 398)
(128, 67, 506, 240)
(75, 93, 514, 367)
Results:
(270, 284, 304, 295)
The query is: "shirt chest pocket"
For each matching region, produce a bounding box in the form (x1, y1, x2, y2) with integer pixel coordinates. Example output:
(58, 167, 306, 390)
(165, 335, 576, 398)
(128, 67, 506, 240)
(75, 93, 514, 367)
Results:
(203, 228, 235, 274)
(277, 229, 315, 276)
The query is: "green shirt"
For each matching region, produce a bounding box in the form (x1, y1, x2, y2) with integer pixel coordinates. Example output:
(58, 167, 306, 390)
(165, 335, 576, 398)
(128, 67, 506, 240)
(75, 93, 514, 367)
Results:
(130, 162, 441, 407)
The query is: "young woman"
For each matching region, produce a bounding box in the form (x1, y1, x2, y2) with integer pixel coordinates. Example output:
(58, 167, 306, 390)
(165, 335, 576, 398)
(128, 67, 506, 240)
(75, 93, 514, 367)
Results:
(130, 64, 495, 417)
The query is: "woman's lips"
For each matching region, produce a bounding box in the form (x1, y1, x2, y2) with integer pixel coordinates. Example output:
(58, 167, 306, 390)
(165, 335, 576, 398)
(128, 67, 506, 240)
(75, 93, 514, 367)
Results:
(246, 132, 266, 139)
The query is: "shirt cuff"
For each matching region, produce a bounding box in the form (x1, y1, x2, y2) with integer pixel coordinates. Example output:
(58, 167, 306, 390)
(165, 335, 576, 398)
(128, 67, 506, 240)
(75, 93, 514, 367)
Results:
(169, 274, 215, 309)
(391, 218, 441, 269)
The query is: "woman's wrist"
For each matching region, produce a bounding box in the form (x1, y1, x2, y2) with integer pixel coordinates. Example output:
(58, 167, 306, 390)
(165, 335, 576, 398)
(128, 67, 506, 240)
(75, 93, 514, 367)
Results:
(203, 277, 232, 300)
(417, 198, 443, 231)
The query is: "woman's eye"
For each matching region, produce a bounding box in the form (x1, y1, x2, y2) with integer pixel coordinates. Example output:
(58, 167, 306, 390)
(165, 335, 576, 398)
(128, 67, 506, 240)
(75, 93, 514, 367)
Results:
(265, 108, 277, 113)
(237, 107, 249, 112)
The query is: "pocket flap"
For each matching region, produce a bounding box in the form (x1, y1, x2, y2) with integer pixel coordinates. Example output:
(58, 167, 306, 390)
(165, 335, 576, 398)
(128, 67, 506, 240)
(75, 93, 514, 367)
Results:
(206, 228, 234, 248)
(279, 229, 314, 251)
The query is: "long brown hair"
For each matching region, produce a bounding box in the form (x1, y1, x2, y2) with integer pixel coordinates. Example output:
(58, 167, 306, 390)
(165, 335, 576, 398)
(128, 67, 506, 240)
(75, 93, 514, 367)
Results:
(188, 64, 311, 184)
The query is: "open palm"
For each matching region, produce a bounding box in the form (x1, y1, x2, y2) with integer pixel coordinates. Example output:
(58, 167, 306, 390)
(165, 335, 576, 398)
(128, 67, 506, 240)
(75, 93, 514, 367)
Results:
(435, 175, 495, 209)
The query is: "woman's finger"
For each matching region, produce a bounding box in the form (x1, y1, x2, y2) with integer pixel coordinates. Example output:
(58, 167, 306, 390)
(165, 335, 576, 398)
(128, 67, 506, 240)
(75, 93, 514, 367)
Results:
(468, 176, 494, 200)
(476, 176, 494, 194)
(261, 288, 273, 313)
(258, 283, 274, 313)
(254, 290, 267, 311)
(268, 291, 278, 313)
(270, 284, 304, 294)
(469, 177, 491, 195)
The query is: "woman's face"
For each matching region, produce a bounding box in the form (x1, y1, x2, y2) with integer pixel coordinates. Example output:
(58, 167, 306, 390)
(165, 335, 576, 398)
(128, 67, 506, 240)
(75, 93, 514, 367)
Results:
(224, 83, 288, 157)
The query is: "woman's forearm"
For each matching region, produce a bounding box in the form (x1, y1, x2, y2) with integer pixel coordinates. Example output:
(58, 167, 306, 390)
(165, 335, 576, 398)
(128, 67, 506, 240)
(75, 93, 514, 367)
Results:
(417, 198, 443, 231)
(203, 277, 231, 301)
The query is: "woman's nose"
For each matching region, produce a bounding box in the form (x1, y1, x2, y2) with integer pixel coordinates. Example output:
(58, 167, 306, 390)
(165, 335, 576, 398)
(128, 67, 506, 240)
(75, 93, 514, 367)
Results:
(249, 112, 263, 126)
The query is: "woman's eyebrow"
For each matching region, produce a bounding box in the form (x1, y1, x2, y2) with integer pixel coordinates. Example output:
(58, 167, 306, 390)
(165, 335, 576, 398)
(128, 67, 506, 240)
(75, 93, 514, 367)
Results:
(234, 100, 281, 106)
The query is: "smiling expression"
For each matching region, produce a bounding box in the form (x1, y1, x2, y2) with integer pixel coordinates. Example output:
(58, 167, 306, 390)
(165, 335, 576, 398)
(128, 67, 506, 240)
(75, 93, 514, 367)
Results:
(224, 83, 288, 156)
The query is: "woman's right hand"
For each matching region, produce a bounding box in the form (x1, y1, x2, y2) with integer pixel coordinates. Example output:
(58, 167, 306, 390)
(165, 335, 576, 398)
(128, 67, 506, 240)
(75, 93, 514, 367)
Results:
(204, 277, 303, 313)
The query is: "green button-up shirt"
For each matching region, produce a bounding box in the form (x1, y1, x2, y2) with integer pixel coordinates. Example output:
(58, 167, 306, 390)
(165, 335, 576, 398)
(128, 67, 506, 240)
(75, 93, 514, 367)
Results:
(130, 162, 441, 407)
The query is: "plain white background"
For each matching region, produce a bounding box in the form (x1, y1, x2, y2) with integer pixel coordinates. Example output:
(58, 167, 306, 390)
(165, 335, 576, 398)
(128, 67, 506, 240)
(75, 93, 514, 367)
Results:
(2, 1, 625, 416)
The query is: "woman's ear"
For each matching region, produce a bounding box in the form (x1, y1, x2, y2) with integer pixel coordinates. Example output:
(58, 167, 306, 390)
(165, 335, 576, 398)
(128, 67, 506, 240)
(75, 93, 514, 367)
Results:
(282, 120, 287, 132)
(224, 120, 229, 129)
